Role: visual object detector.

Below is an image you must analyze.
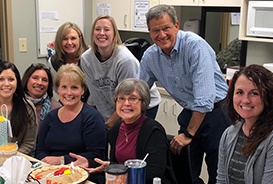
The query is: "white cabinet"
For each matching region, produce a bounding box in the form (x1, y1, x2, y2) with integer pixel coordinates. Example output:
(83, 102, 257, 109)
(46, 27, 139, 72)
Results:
(159, 0, 240, 7)
(155, 89, 183, 135)
(239, 0, 273, 43)
(92, 0, 159, 31)
(92, 0, 131, 31)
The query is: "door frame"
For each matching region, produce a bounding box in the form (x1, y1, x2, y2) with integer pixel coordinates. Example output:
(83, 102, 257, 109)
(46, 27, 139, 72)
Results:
(0, 0, 14, 62)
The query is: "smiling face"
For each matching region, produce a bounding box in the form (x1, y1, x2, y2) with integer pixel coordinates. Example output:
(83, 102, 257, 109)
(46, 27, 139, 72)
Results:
(148, 13, 179, 55)
(116, 91, 142, 124)
(57, 76, 84, 108)
(233, 75, 264, 125)
(27, 69, 49, 99)
(93, 18, 114, 52)
(0, 69, 17, 100)
(62, 28, 80, 56)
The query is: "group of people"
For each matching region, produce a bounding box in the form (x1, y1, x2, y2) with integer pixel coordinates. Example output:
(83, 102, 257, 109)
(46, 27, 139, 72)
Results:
(1, 3, 273, 184)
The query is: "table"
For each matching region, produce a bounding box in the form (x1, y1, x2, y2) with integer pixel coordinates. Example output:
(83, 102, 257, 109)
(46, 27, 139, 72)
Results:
(17, 152, 95, 184)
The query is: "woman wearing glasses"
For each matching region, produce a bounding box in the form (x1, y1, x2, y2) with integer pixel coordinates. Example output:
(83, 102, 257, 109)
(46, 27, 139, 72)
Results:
(22, 63, 62, 126)
(70, 78, 177, 184)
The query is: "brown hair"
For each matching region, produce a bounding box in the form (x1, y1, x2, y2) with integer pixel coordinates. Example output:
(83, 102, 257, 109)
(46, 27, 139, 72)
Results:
(227, 64, 273, 156)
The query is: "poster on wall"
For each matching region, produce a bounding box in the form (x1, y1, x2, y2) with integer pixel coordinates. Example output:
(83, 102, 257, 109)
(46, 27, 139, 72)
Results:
(36, 0, 83, 57)
(96, 3, 111, 17)
(133, 1, 149, 30)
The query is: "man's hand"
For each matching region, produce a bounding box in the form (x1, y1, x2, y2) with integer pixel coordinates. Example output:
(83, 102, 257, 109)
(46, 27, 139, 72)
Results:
(170, 133, 192, 155)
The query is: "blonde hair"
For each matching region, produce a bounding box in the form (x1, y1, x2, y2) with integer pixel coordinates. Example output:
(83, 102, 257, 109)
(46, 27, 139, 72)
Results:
(54, 64, 87, 90)
(91, 15, 122, 52)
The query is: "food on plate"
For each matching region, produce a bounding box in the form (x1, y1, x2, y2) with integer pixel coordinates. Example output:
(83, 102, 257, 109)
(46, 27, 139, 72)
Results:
(29, 165, 88, 184)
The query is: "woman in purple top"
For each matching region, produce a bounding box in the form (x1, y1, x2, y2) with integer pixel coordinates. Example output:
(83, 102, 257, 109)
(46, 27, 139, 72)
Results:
(70, 78, 177, 184)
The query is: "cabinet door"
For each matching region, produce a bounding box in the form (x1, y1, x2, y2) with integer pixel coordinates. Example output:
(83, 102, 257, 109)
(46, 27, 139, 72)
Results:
(160, 0, 198, 6)
(160, 0, 240, 6)
(156, 97, 170, 133)
(170, 101, 183, 135)
(156, 95, 182, 135)
(200, 0, 241, 6)
(93, 0, 131, 31)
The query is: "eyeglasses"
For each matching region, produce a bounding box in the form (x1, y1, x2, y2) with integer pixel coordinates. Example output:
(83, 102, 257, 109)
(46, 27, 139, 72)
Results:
(31, 63, 50, 70)
(151, 25, 174, 35)
(116, 96, 142, 104)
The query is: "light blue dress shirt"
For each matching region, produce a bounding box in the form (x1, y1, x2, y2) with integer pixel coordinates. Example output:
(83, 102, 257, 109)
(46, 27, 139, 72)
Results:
(139, 30, 228, 113)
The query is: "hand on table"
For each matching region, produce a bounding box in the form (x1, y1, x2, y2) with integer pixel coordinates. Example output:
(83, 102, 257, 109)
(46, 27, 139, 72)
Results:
(41, 156, 62, 165)
(69, 153, 110, 173)
(170, 133, 192, 155)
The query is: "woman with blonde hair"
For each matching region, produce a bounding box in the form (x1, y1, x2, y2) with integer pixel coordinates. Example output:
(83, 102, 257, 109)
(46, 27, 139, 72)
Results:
(80, 15, 161, 128)
(48, 22, 89, 101)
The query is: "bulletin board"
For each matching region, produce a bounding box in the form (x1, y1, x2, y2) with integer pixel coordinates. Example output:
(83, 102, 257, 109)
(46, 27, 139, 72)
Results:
(35, 0, 84, 57)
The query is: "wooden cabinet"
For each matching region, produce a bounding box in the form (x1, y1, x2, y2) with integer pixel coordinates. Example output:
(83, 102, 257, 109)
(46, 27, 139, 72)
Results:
(155, 89, 183, 135)
(239, 0, 273, 43)
(159, 0, 240, 7)
(92, 0, 159, 31)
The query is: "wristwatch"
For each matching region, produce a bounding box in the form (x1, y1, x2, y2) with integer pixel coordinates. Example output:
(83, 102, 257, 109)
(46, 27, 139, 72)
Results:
(184, 129, 194, 139)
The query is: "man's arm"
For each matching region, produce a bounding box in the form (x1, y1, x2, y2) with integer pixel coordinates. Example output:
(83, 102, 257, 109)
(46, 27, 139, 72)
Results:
(170, 111, 206, 155)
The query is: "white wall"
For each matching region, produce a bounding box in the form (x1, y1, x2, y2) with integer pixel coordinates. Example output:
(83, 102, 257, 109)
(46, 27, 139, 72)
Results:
(11, 0, 92, 75)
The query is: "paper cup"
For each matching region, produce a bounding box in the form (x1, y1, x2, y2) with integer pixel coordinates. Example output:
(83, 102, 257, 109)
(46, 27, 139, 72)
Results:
(0, 143, 18, 166)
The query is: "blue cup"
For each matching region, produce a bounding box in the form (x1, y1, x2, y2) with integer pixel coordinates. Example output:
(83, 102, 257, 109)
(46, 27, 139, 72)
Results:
(124, 159, 146, 184)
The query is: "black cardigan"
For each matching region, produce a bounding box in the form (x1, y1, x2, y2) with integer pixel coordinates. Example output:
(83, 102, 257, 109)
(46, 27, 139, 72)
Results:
(107, 117, 178, 184)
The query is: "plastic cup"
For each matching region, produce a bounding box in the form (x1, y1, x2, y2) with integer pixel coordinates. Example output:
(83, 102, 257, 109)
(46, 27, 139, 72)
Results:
(105, 164, 128, 184)
(0, 143, 18, 166)
(124, 159, 146, 184)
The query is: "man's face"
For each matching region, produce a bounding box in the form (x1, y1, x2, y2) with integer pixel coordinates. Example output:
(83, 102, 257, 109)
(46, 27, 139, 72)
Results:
(148, 13, 179, 55)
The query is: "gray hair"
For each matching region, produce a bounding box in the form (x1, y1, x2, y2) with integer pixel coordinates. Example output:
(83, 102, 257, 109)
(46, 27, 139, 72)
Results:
(114, 78, 151, 112)
(146, 4, 177, 30)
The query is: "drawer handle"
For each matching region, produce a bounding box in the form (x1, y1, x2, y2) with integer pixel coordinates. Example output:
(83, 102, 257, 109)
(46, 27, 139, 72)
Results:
(163, 101, 168, 113)
(172, 103, 176, 116)
(124, 15, 127, 28)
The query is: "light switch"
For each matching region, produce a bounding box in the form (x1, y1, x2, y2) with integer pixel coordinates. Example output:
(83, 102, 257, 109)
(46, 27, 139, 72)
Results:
(19, 38, 27, 52)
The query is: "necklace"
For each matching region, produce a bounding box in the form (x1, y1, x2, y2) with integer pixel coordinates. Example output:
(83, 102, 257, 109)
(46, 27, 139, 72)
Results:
(125, 132, 129, 143)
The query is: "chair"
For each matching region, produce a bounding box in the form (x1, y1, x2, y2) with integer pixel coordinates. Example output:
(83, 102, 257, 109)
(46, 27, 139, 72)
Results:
(167, 134, 193, 184)
(123, 37, 151, 61)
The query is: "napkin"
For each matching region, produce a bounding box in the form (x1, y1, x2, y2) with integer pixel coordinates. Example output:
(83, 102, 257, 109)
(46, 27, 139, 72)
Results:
(0, 156, 31, 184)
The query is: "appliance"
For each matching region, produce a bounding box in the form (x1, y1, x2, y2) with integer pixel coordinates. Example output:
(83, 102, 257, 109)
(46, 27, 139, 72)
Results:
(247, 1, 273, 38)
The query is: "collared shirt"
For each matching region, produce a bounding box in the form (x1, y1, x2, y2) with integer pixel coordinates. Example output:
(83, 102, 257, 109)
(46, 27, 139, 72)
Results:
(139, 30, 228, 112)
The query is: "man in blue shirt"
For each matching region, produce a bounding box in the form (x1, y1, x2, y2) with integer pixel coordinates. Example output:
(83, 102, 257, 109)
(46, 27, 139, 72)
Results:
(138, 4, 230, 184)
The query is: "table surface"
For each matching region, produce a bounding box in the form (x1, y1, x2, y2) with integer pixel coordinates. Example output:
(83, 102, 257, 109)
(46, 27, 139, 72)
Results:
(17, 152, 95, 184)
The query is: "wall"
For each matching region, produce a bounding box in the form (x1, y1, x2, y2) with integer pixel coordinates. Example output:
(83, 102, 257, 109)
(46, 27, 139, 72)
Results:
(9, 1, 273, 75)
(11, 0, 92, 75)
(246, 42, 273, 66)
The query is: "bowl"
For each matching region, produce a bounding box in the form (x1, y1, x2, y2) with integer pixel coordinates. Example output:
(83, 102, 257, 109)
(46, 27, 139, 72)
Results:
(0, 143, 18, 165)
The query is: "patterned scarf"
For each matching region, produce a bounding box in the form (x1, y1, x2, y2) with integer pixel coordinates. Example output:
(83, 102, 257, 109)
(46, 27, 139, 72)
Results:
(26, 93, 51, 122)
